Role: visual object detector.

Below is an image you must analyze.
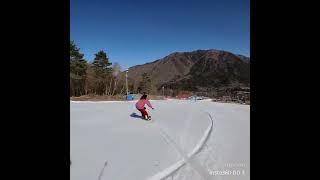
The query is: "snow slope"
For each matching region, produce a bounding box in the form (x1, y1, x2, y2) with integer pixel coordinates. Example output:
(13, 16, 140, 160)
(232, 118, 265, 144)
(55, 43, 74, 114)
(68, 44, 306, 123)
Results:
(70, 100, 250, 180)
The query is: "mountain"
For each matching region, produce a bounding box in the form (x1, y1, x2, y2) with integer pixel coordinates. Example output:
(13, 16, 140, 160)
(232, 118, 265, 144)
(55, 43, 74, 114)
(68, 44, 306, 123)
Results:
(127, 49, 250, 95)
(236, 54, 250, 63)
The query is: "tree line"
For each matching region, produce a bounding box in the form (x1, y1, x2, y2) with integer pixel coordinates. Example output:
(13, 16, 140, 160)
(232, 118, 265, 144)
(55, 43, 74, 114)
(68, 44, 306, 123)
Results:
(70, 40, 163, 97)
(70, 41, 202, 97)
(70, 41, 127, 97)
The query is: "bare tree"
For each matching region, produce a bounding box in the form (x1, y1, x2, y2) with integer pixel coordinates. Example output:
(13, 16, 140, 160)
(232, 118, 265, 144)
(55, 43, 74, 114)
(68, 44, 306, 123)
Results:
(111, 62, 122, 95)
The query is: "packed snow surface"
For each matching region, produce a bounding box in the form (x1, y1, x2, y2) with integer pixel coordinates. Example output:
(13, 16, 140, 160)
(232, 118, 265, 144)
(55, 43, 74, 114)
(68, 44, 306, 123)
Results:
(70, 100, 250, 180)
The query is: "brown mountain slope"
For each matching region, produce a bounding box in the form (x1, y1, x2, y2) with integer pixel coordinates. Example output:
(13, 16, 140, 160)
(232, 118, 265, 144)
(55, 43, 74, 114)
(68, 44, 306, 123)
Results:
(127, 49, 250, 92)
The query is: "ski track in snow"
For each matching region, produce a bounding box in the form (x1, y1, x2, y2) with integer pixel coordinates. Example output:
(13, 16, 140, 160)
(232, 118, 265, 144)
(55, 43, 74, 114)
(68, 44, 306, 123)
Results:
(147, 112, 213, 180)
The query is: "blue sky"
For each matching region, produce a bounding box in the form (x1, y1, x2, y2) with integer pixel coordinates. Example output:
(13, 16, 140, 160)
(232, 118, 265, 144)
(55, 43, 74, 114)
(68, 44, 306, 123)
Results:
(71, 0, 250, 69)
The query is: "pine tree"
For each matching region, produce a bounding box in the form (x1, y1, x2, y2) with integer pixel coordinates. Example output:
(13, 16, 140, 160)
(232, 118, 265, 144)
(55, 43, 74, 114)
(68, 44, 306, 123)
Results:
(138, 73, 152, 94)
(70, 41, 87, 96)
(92, 50, 113, 95)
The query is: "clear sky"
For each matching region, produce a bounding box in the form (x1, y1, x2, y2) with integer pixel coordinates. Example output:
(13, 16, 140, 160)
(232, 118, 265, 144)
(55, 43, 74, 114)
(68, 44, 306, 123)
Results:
(71, 0, 250, 69)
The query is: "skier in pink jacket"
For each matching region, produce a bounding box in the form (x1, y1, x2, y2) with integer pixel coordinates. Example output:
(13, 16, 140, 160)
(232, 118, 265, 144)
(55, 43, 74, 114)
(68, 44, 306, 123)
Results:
(135, 94, 154, 120)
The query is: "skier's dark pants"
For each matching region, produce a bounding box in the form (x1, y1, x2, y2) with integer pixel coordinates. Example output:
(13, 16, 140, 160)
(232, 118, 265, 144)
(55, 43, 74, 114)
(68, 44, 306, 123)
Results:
(138, 108, 148, 118)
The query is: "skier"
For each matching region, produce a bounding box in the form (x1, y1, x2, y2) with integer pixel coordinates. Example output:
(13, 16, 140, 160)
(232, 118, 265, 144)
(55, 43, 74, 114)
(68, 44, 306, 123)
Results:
(135, 94, 154, 120)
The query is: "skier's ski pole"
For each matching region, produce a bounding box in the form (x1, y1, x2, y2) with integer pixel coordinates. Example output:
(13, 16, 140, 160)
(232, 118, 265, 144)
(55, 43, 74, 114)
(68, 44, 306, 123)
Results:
(97, 161, 108, 180)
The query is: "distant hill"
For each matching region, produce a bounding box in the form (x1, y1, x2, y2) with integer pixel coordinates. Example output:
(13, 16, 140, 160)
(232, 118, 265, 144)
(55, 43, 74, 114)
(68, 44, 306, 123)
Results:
(127, 49, 250, 96)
